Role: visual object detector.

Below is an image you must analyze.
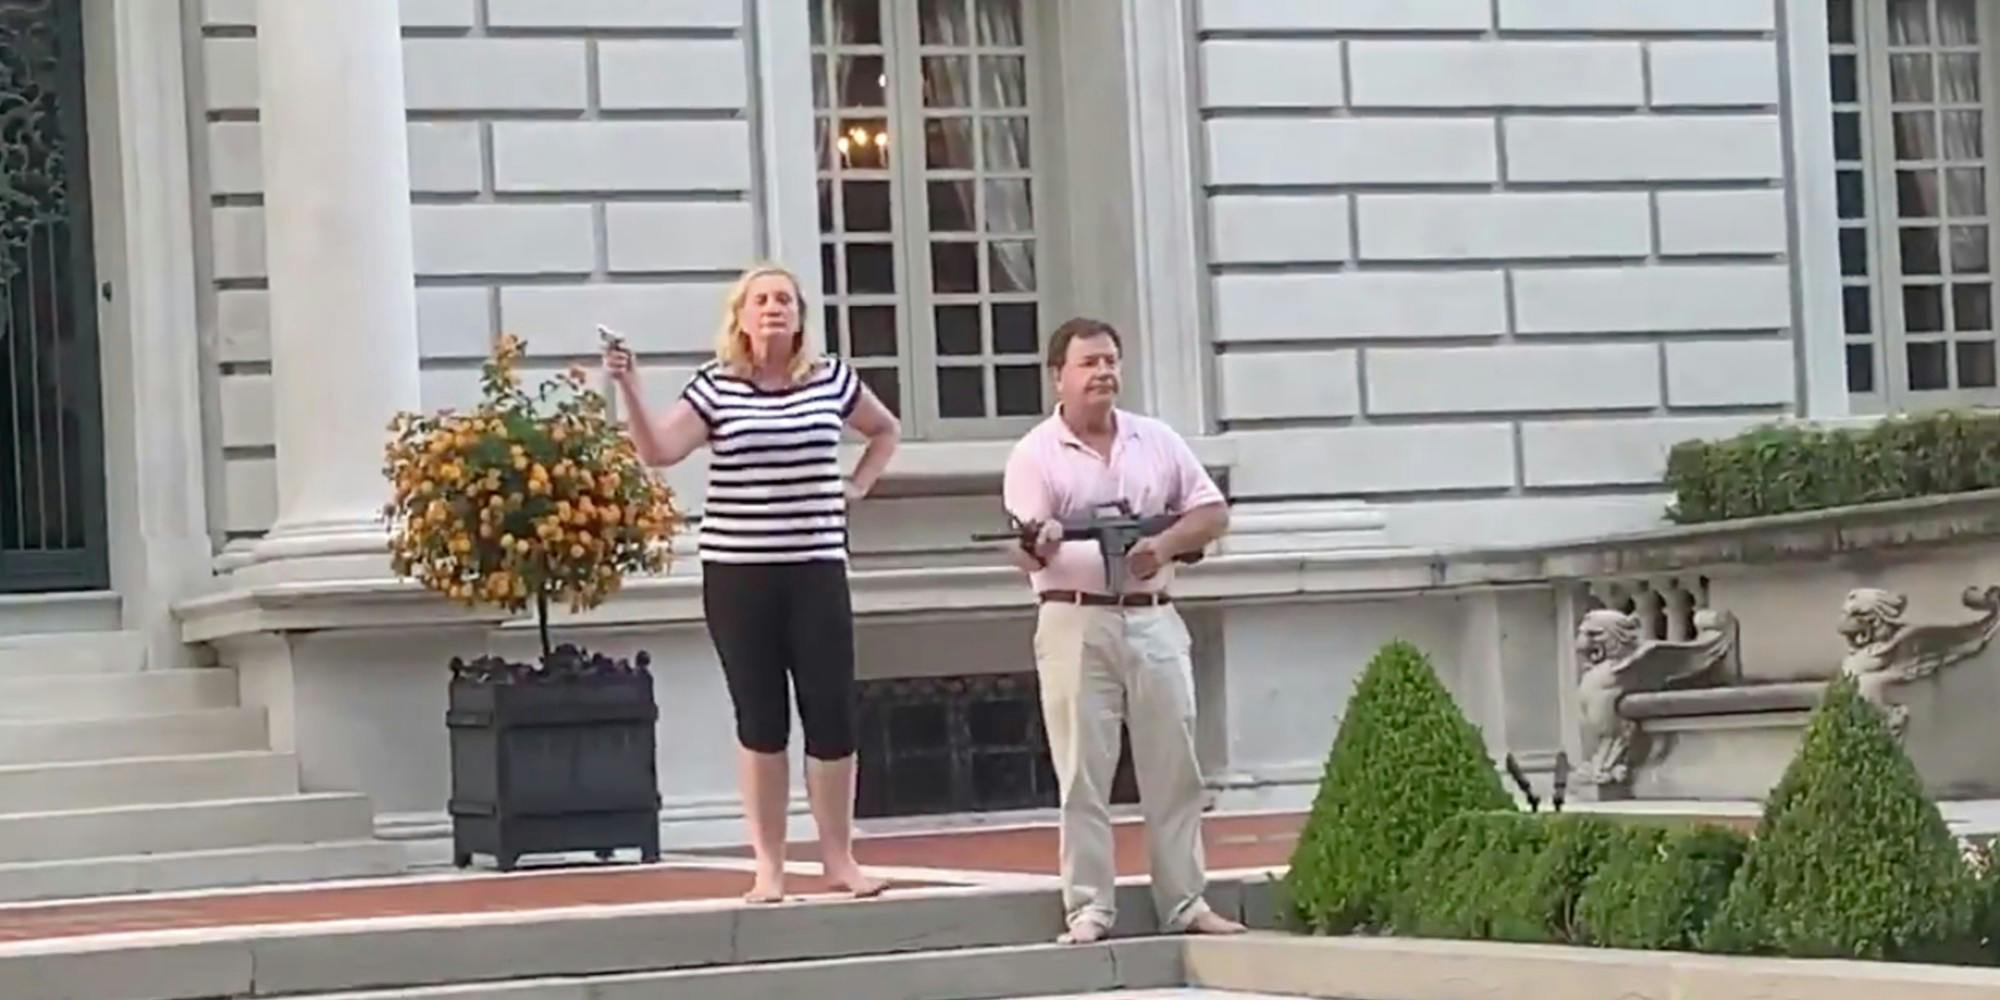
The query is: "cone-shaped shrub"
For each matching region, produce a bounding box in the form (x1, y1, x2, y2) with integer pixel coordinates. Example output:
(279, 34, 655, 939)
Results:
(1284, 639, 1513, 933)
(1577, 823, 1748, 951)
(1702, 678, 1983, 961)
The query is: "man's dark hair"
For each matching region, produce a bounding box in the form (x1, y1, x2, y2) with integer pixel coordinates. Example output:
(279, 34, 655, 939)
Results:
(1045, 317, 1123, 371)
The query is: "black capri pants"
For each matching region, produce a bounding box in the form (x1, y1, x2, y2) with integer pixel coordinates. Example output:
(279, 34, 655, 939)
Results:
(700, 559, 858, 760)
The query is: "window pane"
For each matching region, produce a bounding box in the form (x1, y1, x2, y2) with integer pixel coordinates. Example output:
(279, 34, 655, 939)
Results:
(995, 364, 1041, 416)
(1903, 227, 1943, 274)
(984, 180, 1034, 233)
(990, 241, 1035, 293)
(1838, 170, 1866, 219)
(1959, 340, 1997, 387)
(1830, 0, 1855, 44)
(1956, 283, 1992, 329)
(844, 180, 892, 232)
(818, 179, 833, 231)
(1845, 285, 1873, 333)
(848, 243, 896, 293)
(1892, 54, 1935, 103)
(811, 0, 827, 45)
(813, 55, 829, 110)
(1941, 0, 1978, 45)
(931, 242, 979, 293)
(1895, 111, 1939, 160)
(1941, 54, 1982, 102)
(928, 181, 975, 232)
(1907, 285, 1946, 331)
(821, 243, 839, 294)
(1944, 111, 1984, 159)
(859, 366, 901, 417)
(837, 117, 890, 169)
(1832, 54, 1859, 103)
(825, 305, 843, 354)
(926, 117, 975, 169)
(1953, 224, 1990, 273)
(1909, 340, 1950, 389)
(977, 0, 1025, 46)
(1847, 342, 1875, 392)
(850, 306, 898, 357)
(984, 117, 1031, 169)
(1841, 228, 1870, 276)
(1899, 169, 1940, 216)
(923, 56, 971, 107)
(938, 367, 986, 418)
(835, 0, 882, 45)
(993, 303, 1038, 354)
(935, 305, 981, 355)
(1949, 167, 1986, 215)
(1890, 0, 1932, 44)
(1835, 112, 1862, 160)
(980, 56, 1028, 108)
(919, 0, 971, 45)
(838, 56, 886, 106)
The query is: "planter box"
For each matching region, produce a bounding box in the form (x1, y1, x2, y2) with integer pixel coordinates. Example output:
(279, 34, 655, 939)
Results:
(445, 664, 660, 870)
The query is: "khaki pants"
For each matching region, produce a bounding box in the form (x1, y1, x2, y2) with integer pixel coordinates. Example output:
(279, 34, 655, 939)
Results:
(1033, 601, 1211, 933)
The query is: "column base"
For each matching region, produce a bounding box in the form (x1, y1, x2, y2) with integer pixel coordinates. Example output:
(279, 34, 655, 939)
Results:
(232, 516, 398, 587)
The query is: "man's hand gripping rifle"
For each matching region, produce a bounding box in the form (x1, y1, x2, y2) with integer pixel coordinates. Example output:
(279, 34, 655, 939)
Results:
(973, 500, 1203, 596)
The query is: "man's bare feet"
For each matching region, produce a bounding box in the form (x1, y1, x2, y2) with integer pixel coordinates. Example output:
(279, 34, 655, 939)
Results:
(744, 870, 785, 904)
(1182, 910, 1246, 935)
(823, 859, 888, 898)
(1056, 916, 1111, 945)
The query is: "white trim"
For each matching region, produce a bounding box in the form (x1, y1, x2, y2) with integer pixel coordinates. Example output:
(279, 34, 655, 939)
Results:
(1123, 0, 1210, 433)
(753, 0, 823, 346)
(81, 0, 216, 668)
(1783, 0, 1851, 419)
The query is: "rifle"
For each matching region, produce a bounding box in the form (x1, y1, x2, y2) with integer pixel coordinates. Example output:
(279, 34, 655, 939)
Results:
(972, 500, 1203, 595)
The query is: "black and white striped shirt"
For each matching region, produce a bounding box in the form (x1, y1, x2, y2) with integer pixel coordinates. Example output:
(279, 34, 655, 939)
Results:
(682, 358, 860, 564)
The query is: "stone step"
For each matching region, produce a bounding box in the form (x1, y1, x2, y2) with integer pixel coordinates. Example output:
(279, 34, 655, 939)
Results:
(0, 839, 406, 905)
(0, 707, 268, 765)
(0, 669, 235, 721)
(293, 939, 1183, 1000)
(0, 793, 376, 864)
(0, 629, 145, 676)
(0, 591, 121, 636)
(0, 751, 299, 814)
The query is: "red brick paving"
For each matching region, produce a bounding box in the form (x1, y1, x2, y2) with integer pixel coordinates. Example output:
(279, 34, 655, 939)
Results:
(0, 812, 1303, 946)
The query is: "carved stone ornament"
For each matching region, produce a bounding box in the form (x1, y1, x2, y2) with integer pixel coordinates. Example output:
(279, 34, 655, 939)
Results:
(1838, 585, 2000, 733)
(1575, 607, 1740, 786)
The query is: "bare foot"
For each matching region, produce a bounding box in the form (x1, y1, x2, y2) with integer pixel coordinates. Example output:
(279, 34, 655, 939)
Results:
(744, 871, 785, 904)
(1182, 910, 1246, 936)
(1057, 917, 1110, 945)
(823, 859, 888, 898)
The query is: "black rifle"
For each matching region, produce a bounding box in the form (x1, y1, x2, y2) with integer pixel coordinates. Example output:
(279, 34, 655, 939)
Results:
(972, 500, 1203, 595)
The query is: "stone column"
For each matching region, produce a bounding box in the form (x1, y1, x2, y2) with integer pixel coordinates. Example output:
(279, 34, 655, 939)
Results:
(246, 0, 422, 580)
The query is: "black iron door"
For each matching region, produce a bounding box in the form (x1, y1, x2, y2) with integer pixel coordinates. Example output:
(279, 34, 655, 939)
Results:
(0, 0, 108, 593)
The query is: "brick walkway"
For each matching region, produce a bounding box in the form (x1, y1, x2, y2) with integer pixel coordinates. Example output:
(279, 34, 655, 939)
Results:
(0, 811, 1303, 945)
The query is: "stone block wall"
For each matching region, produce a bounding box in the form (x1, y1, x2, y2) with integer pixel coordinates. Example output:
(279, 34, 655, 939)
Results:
(191, 0, 753, 542)
(1195, 0, 1798, 547)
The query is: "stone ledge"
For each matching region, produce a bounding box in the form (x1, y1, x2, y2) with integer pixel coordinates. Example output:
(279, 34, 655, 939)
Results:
(854, 434, 1237, 496)
(1186, 933, 2000, 1000)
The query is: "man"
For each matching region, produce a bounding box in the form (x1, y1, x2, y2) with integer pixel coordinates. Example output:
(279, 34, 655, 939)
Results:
(1001, 317, 1246, 945)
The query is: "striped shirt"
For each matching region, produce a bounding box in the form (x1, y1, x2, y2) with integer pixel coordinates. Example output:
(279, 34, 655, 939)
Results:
(682, 357, 860, 564)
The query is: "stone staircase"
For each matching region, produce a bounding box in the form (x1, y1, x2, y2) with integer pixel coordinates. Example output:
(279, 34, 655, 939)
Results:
(0, 628, 404, 903)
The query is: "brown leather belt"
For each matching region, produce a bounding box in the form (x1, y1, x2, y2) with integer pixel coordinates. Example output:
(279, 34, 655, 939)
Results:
(1038, 590, 1171, 607)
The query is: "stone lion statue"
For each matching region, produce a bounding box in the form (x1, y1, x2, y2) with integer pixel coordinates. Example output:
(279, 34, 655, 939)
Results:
(1575, 607, 1738, 786)
(1838, 585, 2000, 732)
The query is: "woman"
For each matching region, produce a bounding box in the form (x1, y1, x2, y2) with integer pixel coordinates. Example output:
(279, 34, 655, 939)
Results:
(603, 263, 900, 902)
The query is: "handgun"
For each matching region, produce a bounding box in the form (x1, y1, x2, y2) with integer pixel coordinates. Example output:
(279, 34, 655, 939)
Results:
(973, 500, 1203, 595)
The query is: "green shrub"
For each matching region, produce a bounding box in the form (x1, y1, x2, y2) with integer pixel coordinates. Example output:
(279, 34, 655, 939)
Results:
(1283, 640, 1514, 934)
(1390, 811, 1547, 941)
(1577, 824, 1749, 951)
(1701, 678, 1985, 961)
(1663, 409, 2000, 524)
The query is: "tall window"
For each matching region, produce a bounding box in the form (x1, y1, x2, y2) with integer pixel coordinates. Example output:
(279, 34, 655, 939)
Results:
(1833, 0, 2000, 411)
(810, 0, 1051, 440)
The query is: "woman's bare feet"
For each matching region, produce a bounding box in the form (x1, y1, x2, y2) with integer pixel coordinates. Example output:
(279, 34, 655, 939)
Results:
(823, 858, 888, 898)
(744, 869, 786, 904)
(1182, 910, 1247, 935)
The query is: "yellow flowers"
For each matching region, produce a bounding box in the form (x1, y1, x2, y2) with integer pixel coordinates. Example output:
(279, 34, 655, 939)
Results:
(379, 332, 681, 618)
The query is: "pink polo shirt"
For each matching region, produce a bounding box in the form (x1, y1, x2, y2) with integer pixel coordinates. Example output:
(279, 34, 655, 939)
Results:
(1001, 407, 1226, 596)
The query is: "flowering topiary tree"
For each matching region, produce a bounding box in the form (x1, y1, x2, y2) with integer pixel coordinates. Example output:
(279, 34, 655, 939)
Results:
(381, 333, 680, 675)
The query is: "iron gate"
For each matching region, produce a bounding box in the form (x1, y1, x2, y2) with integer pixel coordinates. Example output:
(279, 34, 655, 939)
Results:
(0, 0, 108, 593)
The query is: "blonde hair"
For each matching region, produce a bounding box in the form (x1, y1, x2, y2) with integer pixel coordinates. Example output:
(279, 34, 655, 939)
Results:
(713, 263, 820, 384)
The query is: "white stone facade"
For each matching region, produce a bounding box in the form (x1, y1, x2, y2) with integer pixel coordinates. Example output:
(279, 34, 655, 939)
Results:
(3, 0, 1876, 855)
